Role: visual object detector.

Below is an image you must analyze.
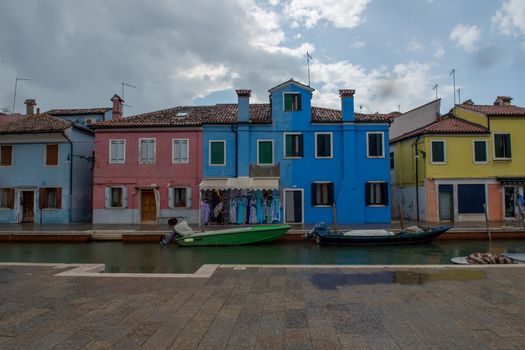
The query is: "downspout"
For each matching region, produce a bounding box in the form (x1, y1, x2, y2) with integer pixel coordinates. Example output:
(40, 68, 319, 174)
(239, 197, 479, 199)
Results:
(62, 131, 73, 223)
(232, 124, 238, 178)
(415, 136, 420, 224)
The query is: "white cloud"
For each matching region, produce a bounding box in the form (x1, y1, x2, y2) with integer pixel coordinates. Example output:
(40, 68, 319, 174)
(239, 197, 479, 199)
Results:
(433, 45, 445, 60)
(492, 0, 525, 36)
(350, 40, 367, 49)
(449, 24, 481, 52)
(282, 0, 371, 29)
(407, 38, 425, 52)
(310, 60, 435, 113)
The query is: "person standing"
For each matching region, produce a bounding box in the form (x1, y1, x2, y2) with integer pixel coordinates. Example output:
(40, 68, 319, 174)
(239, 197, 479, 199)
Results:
(516, 192, 525, 222)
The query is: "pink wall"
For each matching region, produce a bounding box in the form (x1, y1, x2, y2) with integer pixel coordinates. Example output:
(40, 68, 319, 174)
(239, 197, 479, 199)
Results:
(93, 129, 202, 210)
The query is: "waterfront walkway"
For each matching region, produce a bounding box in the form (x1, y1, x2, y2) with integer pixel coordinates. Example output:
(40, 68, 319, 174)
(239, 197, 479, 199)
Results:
(1, 264, 524, 349)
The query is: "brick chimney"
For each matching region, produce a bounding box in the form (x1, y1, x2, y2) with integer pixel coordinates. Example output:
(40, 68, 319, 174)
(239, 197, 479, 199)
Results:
(111, 94, 124, 120)
(339, 89, 355, 122)
(494, 96, 512, 106)
(25, 99, 36, 115)
(236, 90, 251, 123)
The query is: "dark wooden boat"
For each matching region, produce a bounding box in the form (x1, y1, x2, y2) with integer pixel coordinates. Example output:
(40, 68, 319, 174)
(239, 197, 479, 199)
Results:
(304, 223, 452, 245)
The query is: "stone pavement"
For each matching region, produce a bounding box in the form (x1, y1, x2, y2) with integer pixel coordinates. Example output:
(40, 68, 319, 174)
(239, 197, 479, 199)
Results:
(1, 265, 525, 349)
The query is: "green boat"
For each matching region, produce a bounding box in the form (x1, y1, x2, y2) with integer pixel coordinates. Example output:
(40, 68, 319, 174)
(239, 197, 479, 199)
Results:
(174, 225, 290, 246)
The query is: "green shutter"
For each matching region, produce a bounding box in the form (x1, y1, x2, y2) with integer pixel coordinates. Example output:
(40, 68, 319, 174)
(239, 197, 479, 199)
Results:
(284, 94, 293, 111)
(474, 141, 487, 162)
(505, 135, 511, 158)
(210, 142, 224, 165)
(432, 141, 444, 162)
(258, 141, 273, 164)
(285, 135, 292, 157)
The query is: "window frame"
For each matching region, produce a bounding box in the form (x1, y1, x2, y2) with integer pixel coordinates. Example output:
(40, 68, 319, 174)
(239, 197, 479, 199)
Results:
(430, 140, 446, 164)
(0, 145, 13, 167)
(138, 138, 156, 164)
(365, 181, 388, 207)
(209, 140, 226, 166)
(283, 92, 302, 112)
(109, 186, 125, 208)
(172, 138, 189, 164)
(314, 132, 333, 159)
(366, 132, 385, 158)
(169, 187, 189, 208)
(39, 187, 62, 210)
(493, 133, 512, 160)
(45, 144, 59, 167)
(283, 132, 303, 159)
(257, 139, 274, 165)
(109, 139, 126, 164)
(312, 181, 334, 207)
(0, 188, 15, 209)
(472, 139, 488, 164)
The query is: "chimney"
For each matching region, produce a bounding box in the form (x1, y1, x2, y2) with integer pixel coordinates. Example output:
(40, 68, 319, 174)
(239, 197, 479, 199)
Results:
(25, 99, 36, 115)
(236, 90, 251, 122)
(111, 94, 124, 120)
(339, 89, 355, 122)
(494, 96, 512, 106)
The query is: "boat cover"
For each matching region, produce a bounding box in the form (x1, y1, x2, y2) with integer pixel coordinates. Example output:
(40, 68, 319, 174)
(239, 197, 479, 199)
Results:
(199, 177, 279, 190)
(342, 229, 395, 237)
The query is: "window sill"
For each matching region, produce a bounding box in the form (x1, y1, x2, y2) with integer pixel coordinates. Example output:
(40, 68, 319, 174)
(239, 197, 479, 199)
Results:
(284, 156, 302, 159)
(172, 161, 190, 164)
(108, 207, 126, 209)
(473, 161, 488, 164)
(367, 155, 385, 159)
(209, 164, 226, 167)
(313, 205, 332, 208)
(257, 163, 274, 166)
(493, 158, 512, 161)
(430, 162, 447, 165)
(315, 156, 333, 159)
(109, 162, 125, 165)
(0, 165, 13, 167)
(42, 208, 61, 211)
(0, 208, 14, 210)
(367, 204, 387, 207)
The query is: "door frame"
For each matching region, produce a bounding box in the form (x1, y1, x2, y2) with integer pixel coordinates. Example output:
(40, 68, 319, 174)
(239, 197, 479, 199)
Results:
(139, 188, 157, 223)
(18, 189, 36, 223)
(283, 188, 304, 224)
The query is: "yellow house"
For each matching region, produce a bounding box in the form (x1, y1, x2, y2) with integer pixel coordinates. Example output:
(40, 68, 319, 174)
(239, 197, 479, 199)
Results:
(390, 96, 525, 223)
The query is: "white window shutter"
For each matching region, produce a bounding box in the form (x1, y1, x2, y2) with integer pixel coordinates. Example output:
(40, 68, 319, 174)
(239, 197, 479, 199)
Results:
(104, 187, 110, 208)
(122, 187, 128, 208)
(182, 141, 188, 162)
(186, 187, 192, 208)
(168, 187, 174, 208)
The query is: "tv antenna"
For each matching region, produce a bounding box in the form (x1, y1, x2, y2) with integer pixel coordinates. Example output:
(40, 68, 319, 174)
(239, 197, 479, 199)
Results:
(12, 77, 29, 113)
(433, 84, 438, 100)
(121, 82, 136, 112)
(450, 68, 456, 105)
(306, 51, 313, 86)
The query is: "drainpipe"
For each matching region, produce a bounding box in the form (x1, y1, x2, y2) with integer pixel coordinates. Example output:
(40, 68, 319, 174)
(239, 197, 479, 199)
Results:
(414, 136, 420, 224)
(62, 131, 74, 223)
(232, 124, 238, 178)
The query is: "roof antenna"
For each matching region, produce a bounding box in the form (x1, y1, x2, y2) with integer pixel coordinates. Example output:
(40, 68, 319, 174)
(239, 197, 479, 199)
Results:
(121, 81, 136, 114)
(306, 51, 313, 86)
(12, 77, 30, 113)
(433, 84, 438, 100)
(450, 68, 456, 105)
(458, 88, 461, 104)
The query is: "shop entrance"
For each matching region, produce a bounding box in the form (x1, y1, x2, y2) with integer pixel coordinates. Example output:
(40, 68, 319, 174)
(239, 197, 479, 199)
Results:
(284, 189, 303, 223)
(20, 191, 34, 223)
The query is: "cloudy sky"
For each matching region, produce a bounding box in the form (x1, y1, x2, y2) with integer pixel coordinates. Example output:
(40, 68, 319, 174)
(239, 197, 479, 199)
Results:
(1, 0, 524, 116)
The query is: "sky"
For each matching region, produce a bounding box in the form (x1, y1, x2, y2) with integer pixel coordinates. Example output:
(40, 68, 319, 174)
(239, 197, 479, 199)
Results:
(1, 0, 524, 116)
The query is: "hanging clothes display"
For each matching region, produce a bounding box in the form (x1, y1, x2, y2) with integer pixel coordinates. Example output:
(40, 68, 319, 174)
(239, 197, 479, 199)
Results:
(249, 197, 257, 224)
(255, 190, 263, 223)
(201, 201, 210, 225)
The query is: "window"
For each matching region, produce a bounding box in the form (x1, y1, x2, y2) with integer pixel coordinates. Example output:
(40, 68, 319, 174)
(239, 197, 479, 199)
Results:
(209, 140, 226, 166)
(44, 144, 59, 166)
(109, 140, 125, 164)
(367, 132, 384, 158)
(312, 182, 334, 206)
(473, 140, 487, 163)
(39, 188, 62, 209)
(0, 188, 15, 209)
(365, 182, 388, 206)
(104, 187, 127, 208)
(431, 141, 446, 163)
(257, 140, 273, 165)
(315, 133, 332, 158)
(390, 152, 395, 169)
(458, 184, 485, 214)
(139, 138, 156, 164)
(494, 133, 511, 159)
(172, 139, 189, 164)
(0, 145, 12, 166)
(284, 93, 301, 111)
(284, 133, 303, 158)
(169, 187, 192, 208)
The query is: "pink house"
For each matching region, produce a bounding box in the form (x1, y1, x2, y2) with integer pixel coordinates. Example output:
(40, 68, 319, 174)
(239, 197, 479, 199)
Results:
(92, 97, 203, 224)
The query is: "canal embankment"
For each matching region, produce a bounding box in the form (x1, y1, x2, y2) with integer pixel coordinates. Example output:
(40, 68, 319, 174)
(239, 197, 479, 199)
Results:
(1, 221, 525, 242)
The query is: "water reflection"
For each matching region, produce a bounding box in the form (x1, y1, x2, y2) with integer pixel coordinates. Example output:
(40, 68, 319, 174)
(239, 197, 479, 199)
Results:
(0, 240, 524, 273)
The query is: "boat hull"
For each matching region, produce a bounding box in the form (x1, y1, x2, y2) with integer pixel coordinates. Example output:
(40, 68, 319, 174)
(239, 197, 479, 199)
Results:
(175, 225, 290, 246)
(314, 226, 451, 245)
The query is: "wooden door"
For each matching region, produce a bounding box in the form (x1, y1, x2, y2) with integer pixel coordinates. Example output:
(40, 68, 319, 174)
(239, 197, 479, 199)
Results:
(21, 191, 34, 222)
(141, 190, 156, 223)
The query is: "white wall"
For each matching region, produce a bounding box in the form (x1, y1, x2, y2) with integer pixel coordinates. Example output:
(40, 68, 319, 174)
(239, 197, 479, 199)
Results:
(390, 99, 441, 140)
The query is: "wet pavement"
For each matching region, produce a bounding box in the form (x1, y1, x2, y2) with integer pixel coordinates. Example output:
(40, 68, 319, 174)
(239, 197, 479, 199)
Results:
(1, 264, 524, 349)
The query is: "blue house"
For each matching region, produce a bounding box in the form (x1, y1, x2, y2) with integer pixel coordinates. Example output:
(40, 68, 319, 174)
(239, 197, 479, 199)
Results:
(0, 111, 94, 223)
(200, 80, 393, 225)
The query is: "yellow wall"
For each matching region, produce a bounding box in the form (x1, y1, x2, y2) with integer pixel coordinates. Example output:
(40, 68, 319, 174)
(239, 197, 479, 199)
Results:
(454, 107, 489, 128)
(394, 138, 425, 186)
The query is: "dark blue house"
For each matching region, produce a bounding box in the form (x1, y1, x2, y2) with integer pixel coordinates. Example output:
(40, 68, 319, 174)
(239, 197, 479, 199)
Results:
(200, 80, 393, 225)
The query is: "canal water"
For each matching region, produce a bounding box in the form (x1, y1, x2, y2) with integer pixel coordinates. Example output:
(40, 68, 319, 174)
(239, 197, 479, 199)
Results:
(1, 240, 525, 273)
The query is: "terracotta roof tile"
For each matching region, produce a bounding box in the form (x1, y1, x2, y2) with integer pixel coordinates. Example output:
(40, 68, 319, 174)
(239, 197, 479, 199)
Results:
(390, 117, 489, 143)
(457, 104, 525, 116)
(0, 114, 72, 134)
(45, 107, 111, 116)
(93, 103, 392, 129)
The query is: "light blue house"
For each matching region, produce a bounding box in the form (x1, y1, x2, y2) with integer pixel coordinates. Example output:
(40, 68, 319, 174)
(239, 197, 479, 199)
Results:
(45, 95, 122, 127)
(0, 113, 94, 223)
(200, 80, 393, 225)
